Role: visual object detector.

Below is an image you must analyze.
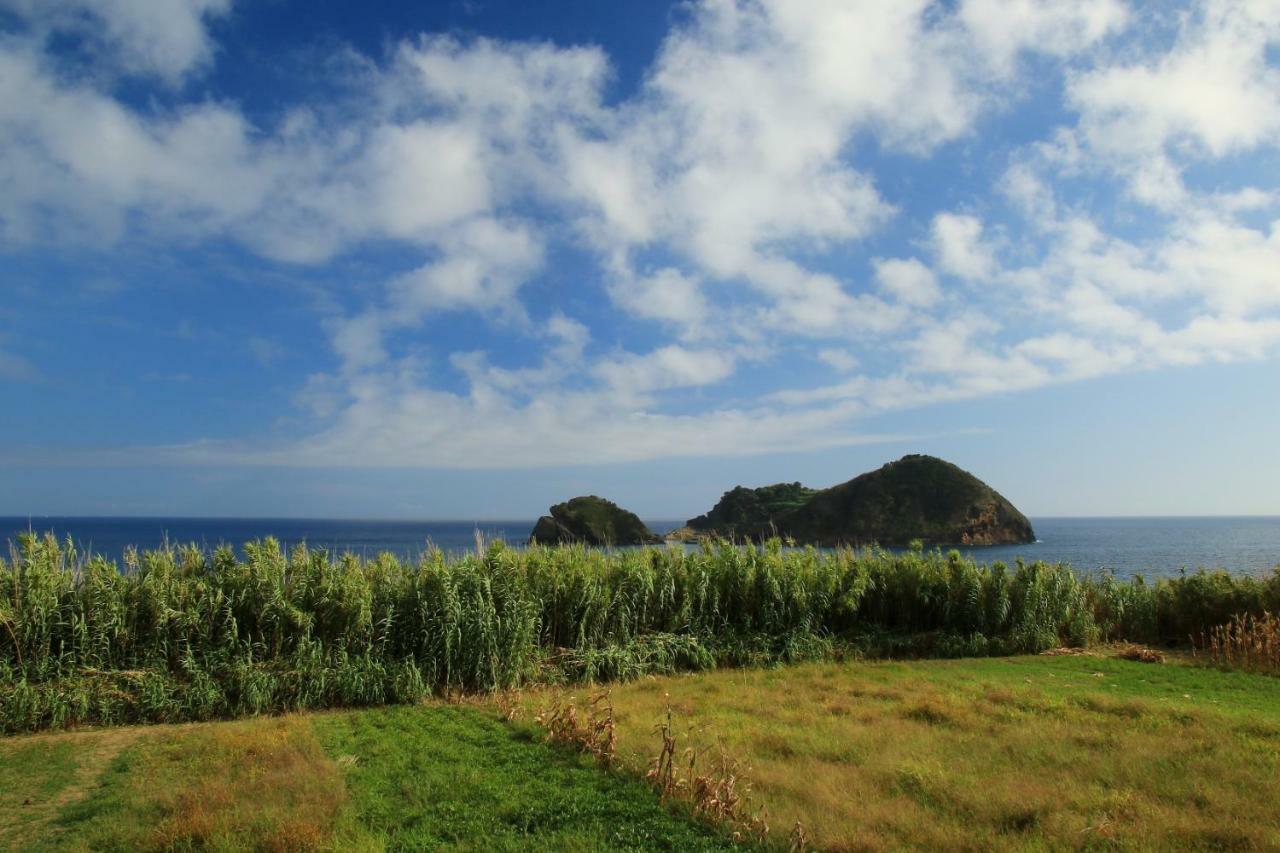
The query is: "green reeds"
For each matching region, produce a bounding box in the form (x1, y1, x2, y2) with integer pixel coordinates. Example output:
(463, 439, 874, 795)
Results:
(2, 532, 1278, 733)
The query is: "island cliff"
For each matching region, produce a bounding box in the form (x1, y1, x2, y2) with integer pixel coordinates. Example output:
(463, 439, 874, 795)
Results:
(528, 495, 660, 546)
(681, 455, 1034, 547)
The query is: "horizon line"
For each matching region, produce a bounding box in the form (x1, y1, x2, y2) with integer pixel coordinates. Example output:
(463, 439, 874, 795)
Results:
(5, 513, 1280, 523)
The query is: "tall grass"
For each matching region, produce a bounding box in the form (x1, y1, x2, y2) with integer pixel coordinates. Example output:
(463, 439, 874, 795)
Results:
(1194, 611, 1280, 674)
(3, 532, 1278, 732)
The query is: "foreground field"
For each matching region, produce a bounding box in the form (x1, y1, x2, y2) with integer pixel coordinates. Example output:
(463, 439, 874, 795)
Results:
(4, 655, 1278, 851)
(593, 654, 1280, 850)
(0, 706, 735, 852)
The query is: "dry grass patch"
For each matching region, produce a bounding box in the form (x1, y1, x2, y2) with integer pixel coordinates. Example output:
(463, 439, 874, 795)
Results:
(48, 716, 354, 852)
(592, 656, 1280, 851)
(149, 718, 349, 850)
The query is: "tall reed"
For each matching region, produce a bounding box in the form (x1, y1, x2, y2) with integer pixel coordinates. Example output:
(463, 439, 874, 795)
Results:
(1194, 612, 1280, 674)
(2, 532, 1277, 732)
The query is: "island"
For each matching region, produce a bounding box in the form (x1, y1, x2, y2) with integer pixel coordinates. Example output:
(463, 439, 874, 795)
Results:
(678, 454, 1035, 547)
(528, 495, 661, 546)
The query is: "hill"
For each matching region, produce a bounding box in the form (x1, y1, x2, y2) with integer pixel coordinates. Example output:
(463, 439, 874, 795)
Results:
(683, 454, 1034, 546)
(685, 481, 816, 537)
(528, 495, 659, 545)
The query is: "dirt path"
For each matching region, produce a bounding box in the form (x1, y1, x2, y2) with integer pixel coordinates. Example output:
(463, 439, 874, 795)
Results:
(0, 726, 146, 849)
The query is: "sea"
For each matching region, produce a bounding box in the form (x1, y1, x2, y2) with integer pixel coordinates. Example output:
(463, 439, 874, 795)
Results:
(3, 516, 1279, 580)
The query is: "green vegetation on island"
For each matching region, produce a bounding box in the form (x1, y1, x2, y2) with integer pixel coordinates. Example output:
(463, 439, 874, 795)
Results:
(529, 495, 660, 545)
(681, 455, 1035, 546)
(684, 482, 817, 539)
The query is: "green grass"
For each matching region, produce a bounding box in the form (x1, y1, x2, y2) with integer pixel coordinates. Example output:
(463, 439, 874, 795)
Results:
(0, 736, 83, 849)
(579, 654, 1280, 850)
(314, 705, 739, 852)
(5, 655, 1280, 850)
(0, 704, 739, 851)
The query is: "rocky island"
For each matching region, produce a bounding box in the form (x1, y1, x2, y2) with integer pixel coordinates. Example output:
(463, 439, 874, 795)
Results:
(678, 455, 1035, 547)
(528, 495, 660, 546)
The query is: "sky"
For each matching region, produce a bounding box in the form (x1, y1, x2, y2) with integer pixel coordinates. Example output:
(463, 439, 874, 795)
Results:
(1, 0, 1279, 520)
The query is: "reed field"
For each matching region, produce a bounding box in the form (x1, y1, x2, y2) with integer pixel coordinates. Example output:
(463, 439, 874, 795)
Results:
(2, 531, 1279, 733)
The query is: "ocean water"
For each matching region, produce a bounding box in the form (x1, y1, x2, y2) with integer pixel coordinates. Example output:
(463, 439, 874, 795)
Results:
(3, 516, 1279, 579)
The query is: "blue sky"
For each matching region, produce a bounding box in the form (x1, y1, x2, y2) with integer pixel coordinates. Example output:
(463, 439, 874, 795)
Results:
(2, 0, 1279, 519)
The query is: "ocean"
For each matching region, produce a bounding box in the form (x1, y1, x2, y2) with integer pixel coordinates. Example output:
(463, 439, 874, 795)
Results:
(3, 516, 1279, 579)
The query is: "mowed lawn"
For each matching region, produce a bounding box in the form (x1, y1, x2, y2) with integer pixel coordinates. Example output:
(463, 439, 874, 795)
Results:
(593, 655, 1280, 850)
(0, 705, 737, 852)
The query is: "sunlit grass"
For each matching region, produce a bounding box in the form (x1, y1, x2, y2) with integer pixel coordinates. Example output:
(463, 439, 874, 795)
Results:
(7, 655, 1280, 850)
(314, 705, 739, 851)
(23, 716, 354, 852)
(587, 655, 1280, 850)
(0, 704, 740, 852)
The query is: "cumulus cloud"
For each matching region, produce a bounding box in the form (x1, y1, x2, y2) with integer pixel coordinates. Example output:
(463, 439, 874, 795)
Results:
(606, 267, 710, 339)
(1068, 0, 1280, 206)
(0, 0, 231, 82)
(3, 0, 1280, 467)
(959, 0, 1129, 72)
(594, 346, 737, 394)
(874, 258, 943, 307)
(932, 213, 998, 281)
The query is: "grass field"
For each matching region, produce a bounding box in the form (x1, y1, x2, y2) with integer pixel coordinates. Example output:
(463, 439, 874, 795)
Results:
(587, 654, 1280, 850)
(0, 706, 736, 851)
(4, 654, 1279, 851)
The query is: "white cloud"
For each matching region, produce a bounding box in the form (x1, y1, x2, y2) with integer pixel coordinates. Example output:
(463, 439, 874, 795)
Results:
(1068, 0, 1280, 206)
(449, 313, 590, 396)
(607, 264, 702, 320)
(6, 0, 1280, 470)
(932, 213, 998, 280)
(817, 349, 859, 372)
(874, 257, 943, 307)
(1073, 2, 1280, 157)
(0, 0, 231, 82)
(959, 0, 1128, 73)
(1161, 216, 1280, 316)
(176, 380, 901, 469)
(330, 312, 388, 375)
(387, 219, 543, 318)
(594, 346, 736, 394)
